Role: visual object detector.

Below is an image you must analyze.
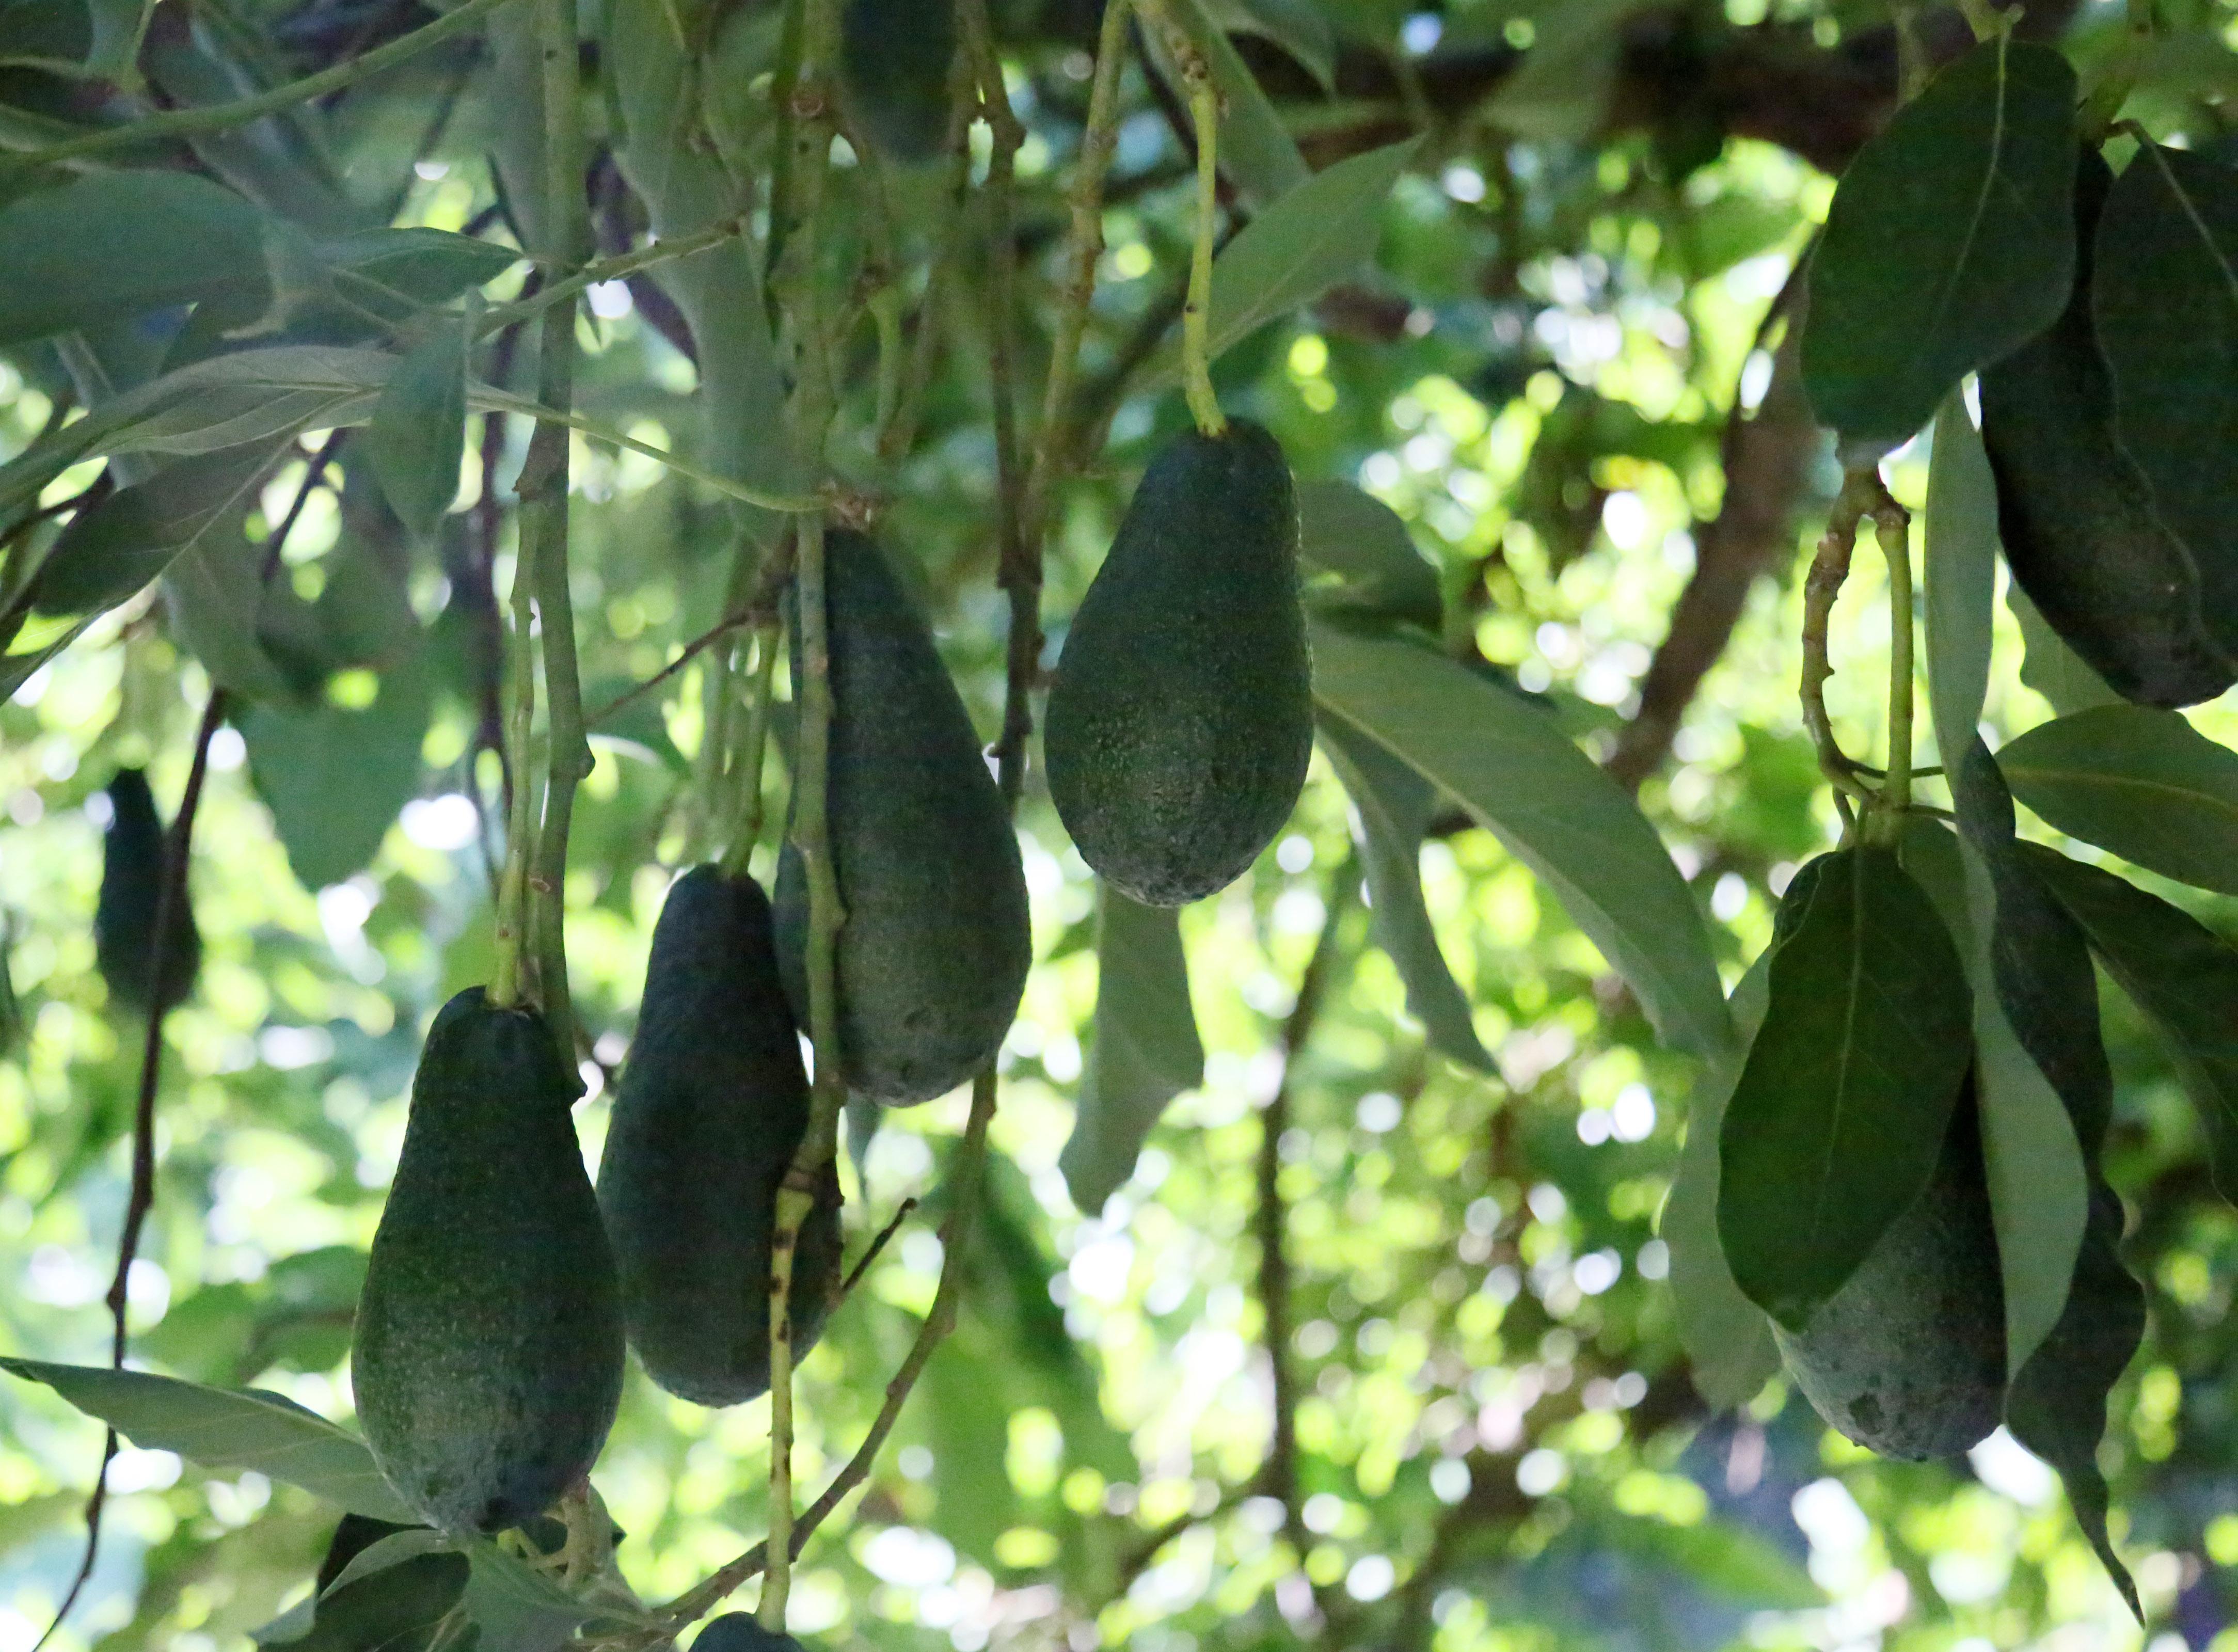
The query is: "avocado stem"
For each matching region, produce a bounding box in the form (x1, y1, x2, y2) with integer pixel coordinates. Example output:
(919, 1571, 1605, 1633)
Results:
(1179, 67, 1228, 438)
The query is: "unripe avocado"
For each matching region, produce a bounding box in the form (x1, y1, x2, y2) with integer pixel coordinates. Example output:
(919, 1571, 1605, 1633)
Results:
(774, 531, 1031, 1105)
(95, 768, 201, 1014)
(598, 867, 844, 1406)
(1774, 1081, 2006, 1459)
(353, 988, 624, 1534)
(694, 1614, 807, 1652)
(1044, 419, 1312, 907)
(839, 0, 954, 164)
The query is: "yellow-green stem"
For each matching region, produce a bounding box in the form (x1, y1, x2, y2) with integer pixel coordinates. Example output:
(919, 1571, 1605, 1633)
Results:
(1179, 70, 1227, 437)
(1875, 498, 1915, 822)
(489, 538, 538, 1008)
(718, 628, 780, 878)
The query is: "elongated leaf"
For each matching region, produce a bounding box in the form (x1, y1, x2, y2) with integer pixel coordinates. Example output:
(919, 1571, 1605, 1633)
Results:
(1309, 616, 1731, 1057)
(1923, 387, 1999, 771)
(1485, 0, 1651, 140)
(1981, 149, 2233, 709)
(29, 441, 285, 620)
(1319, 713, 1492, 1071)
(1296, 480, 1442, 629)
(1999, 703, 2238, 896)
(2026, 846, 2238, 1200)
(1661, 956, 1779, 1409)
(321, 228, 521, 311)
(2010, 584, 2120, 717)
(1060, 886, 1207, 1215)
(0, 1358, 414, 1521)
(367, 319, 467, 540)
(321, 1529, 458, 1598)
(1144, 141, 1420, 385)
(1717, 847, 1975, 1329)
(243, 657, 435, 888)
(1154, 0, 1310, 204)
(1201, 0, 1334, 85)
(1948, 747, 2099, 1371)
(0, 170, 271, 345)
(2093, 142, 2238, 662)
(1801, 37, 2077, 449)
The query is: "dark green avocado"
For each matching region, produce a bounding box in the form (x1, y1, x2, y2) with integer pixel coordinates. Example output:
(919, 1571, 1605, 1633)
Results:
(352, 988, 624, 1534)
(95, 767, 201, 1014)
(694, 1613, 807, 1652)
(1044, 419, 1312, 907)
(598, 866, 844, 1406)
(1775, 1077, 2006, 1460)
(839, 0, 954, 164)
(774, 531, 1031, 1105)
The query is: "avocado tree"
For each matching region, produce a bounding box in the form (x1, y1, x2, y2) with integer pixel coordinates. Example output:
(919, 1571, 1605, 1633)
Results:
(7, 0, 2238, 1645)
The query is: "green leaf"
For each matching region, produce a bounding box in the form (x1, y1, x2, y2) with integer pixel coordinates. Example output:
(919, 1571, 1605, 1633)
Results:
(2010, 584, 2120, 717)
(321, 1529, 459, 1598)
(1923, 387, 1999, 771)
(1296, 479, 1442, 631)
(1716, 846, 1975, 1330)
(1980, 149, 2234, 709)
(1151, 0, 1311, 204)
(459, 1534, 657, 1649)
(1060, 885, 1207, 1215)
(1999, 703, 2238, 896)
(1144, 140, 1421, 386)
(1801, 37, 2077, 450)
(1318, 713, 1492, 1071)
(2025, 846, 2238, 1201)
(320, 228, 521, 311)
(242, 654, 435, 888)
(1200, 0, 1335, 87)
(1660, 955, 1779, 1410)
(28, 442, 284, 620)
(0, 1358, 415, 1521)
(367, 319, 467, 540)
(0, 170, 271, 345)
(1309, 616, 1732, 1058)
(2092, 142, 2238, 663)
(1484, 0, 1652, 141)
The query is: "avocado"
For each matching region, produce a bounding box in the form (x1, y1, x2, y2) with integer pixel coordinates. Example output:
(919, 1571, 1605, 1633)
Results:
(839, 0, 955, 164)
(1774, 1077, 2006, 1460)
(774, 531, 1031, 1104)
(95, 767, 201, 1014)
(352, 988, 624, 1534)
(694, 1614, 807, 1652)
(1044, 419, 1312, 907)
(598, 867, 845, 1406)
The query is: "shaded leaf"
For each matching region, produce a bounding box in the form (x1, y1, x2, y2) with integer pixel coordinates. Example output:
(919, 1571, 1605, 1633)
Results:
(1801, 38, 2077, 449)
(0, 1357, 414, 1521)
(1060, 886, 1206, 1215)
(2009, 579, 2123, 718)
(243, 653, 435, 888)
(1661, 955, 1779, 1410)
(1980, 149, 2233, 708)
(1295, 478, 1442, 630)
(1318, 712, 1491, 1070)
(367, 319, 467, 539)
(1999, 703, 2238, 896)
(29, 441, 284, 620)
(1310, 616, 1732, 1057)
(1923, 386, 1999, 771)
(1202, 0, 1334, 85)
(320, 1527, 457, 1599)
(1717, 846, 1974, 1329)
(1152, 0, 1310, 204)
(321, 228, 521, 313)
(2092, 141, 2238, 663)
(1485, 0, 1650, 140)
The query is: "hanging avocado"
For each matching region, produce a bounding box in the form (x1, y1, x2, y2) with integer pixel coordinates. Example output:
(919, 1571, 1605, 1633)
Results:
(839, 0, 955, 164)
(774, 531, 1031, 1105)
(599, 867, 845, 1406)
(1044, 419, 1312, 907)
(1774, 1075, 2007, 1459)
(353, 988, 625, 1534)
(95, 767, 201, 1014)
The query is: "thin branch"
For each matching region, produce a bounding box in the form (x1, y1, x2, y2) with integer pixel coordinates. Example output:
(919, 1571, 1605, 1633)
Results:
(838, 1198, 919, 1300)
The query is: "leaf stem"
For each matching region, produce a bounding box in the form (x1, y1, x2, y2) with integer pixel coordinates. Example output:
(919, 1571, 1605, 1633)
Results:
(467, 387, 824, 513)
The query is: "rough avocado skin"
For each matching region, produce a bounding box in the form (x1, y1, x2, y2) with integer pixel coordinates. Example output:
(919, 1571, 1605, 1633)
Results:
(774, 532, 1031, 1105)
(1775, 1083, 2006, 1460)
(1044, 419, 1312, 908)
(598, 867, 844, 1406)
(839, 0, 953, 163)
(95, 768, 201, 1014)
(694, 1613, 807, 1652)
(353, 988, 625, 1535)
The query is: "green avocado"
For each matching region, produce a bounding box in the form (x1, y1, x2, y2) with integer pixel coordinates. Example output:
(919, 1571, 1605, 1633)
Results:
(1774, 1078, 2006, 1459)
(839, 0, 955, 164)
(694, 1613, 807, 1652)
(598, 867, 844, 1406)
(95, 767, 201, 1014)
(1044, 419, 1312, 908)
(774, 531, 1031, 1105)
(352, 988, 624, 1534)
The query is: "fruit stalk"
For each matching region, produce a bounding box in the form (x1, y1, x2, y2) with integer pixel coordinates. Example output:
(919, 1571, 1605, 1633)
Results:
(1131, 0, 1224, 436)
(1875, 490, 1915, 825)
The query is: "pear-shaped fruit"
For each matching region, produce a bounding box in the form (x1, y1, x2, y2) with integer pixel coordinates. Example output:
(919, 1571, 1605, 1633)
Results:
(95, 768, 201, 1014)
(353, 988, 624, 1534)
(694, 1614, 808, 1652)
(774, 531, 1031, 1104)
(599, 867, 844, 1405)
(1045, 419, 1312, 907)
(1775, 1078, 2006, 1459)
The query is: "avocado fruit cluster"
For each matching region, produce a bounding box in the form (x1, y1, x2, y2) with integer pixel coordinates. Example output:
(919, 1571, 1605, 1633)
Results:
(95, 767, 201, 1015)
(1774, 1080, 2007, 1460)
(1045, 419, 1312, 908)
(599, 866, 845, 1406)
(775, 530, 1031, 1104)
(352, 988, 625, 1535)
